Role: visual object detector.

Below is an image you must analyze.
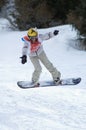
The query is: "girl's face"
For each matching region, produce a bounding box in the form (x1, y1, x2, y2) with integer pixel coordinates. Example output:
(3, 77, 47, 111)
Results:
(29, 36, 38, 42)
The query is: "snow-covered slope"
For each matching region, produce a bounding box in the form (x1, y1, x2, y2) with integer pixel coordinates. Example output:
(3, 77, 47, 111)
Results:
(0, 18, 12, 31)
(0, 25, 86, 130)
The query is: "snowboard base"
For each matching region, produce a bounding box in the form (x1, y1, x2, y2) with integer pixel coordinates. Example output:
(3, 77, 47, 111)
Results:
(17, 77, 81, 89)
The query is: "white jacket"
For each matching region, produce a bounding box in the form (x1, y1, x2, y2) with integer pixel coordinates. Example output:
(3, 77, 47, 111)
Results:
(22, 32, 54, 57)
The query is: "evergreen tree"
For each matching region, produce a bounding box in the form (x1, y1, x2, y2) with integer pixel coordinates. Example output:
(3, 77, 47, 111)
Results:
(0, 0, 5, 11)
(15, 0, 43, 30)
(75, 0, 86, 35)
(46, 0, 80, 22)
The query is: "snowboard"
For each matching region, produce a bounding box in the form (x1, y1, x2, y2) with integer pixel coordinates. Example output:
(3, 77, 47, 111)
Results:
(17, 77, 81, 89)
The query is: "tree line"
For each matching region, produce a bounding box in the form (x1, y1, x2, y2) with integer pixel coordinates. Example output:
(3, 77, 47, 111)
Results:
(0, 0, 86, 37)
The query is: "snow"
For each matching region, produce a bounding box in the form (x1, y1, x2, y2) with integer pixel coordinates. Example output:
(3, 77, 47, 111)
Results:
(0, 18, 12, 32)
(0, 23, 86, 130)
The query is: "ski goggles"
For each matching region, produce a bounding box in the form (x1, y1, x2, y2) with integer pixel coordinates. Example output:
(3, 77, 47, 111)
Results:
(28, 36, 38, 40)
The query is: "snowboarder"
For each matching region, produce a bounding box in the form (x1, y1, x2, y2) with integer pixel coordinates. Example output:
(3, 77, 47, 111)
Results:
(20, 28, 61, 87)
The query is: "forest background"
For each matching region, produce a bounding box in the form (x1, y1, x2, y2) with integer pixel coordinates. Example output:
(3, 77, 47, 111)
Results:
(0, 0, 86, 45)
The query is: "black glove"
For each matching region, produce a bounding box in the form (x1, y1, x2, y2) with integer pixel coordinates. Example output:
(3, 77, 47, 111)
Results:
(20, 55, 27, 64)
(53, 30, 59, 35)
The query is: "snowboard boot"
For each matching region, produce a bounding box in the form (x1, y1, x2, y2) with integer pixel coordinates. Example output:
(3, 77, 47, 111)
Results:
(31, 81, 40, 87)
(34, 83, 40, 87)
(54, 77, 60, 85)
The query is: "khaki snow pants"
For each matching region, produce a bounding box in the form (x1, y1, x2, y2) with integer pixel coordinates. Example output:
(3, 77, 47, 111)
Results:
(29, 51, 61, 84)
